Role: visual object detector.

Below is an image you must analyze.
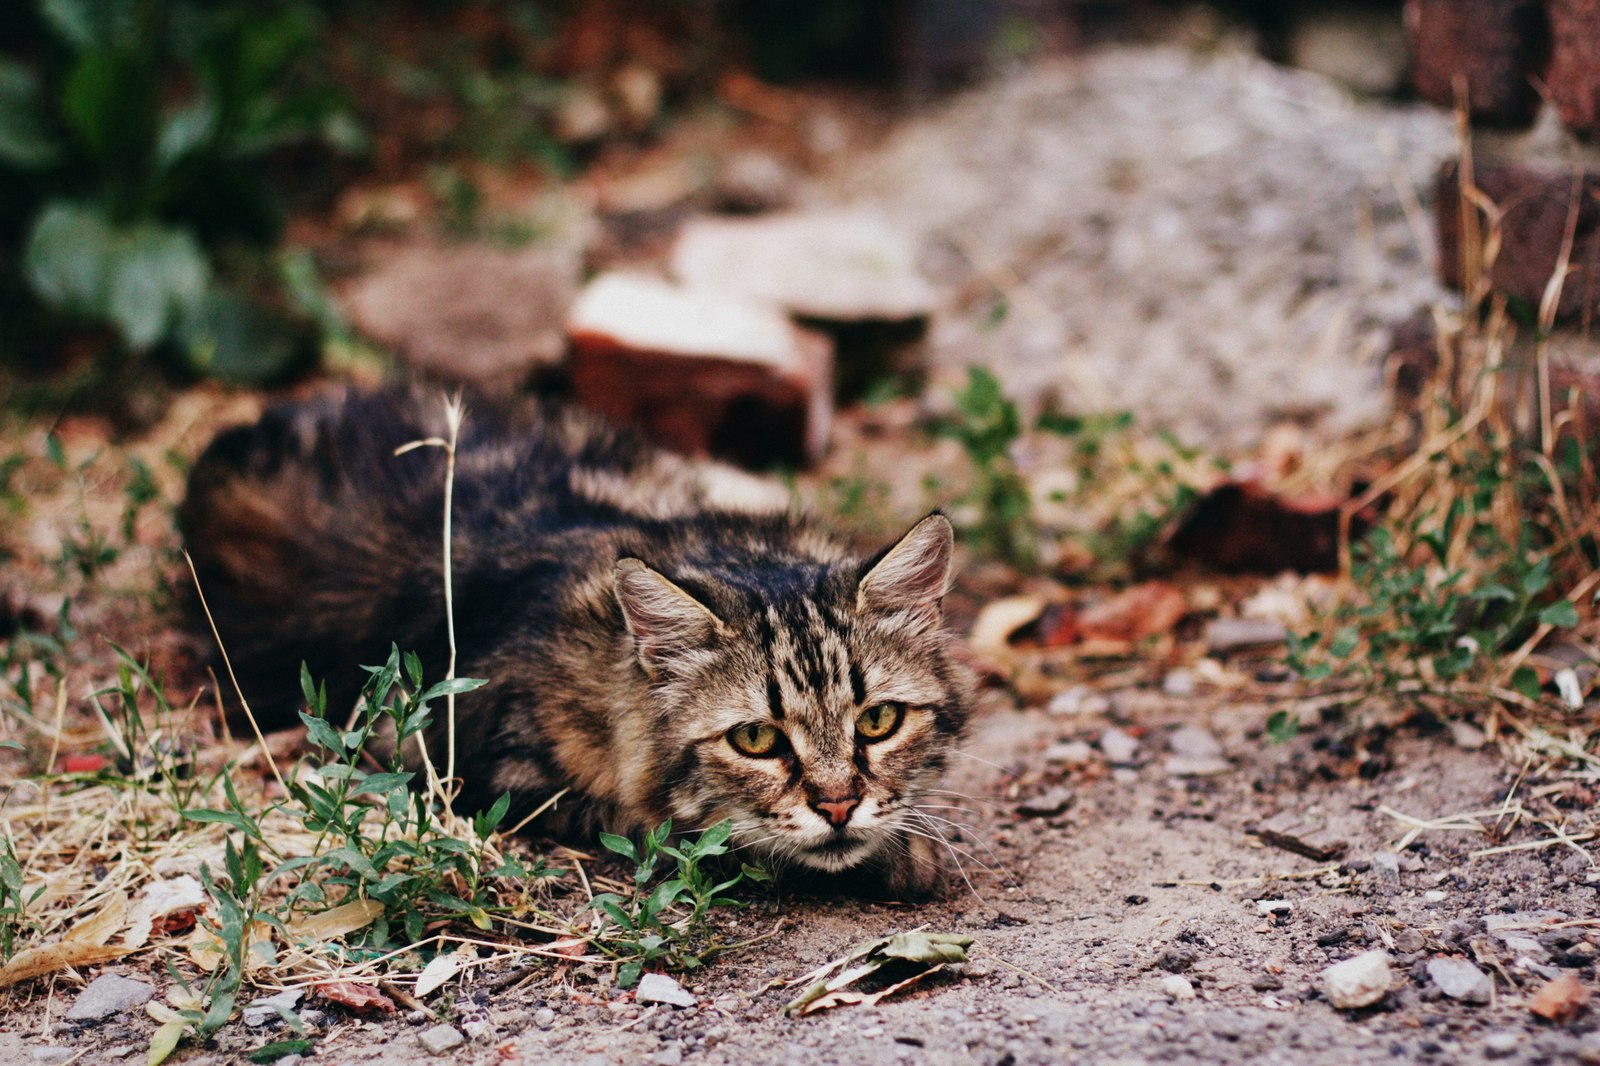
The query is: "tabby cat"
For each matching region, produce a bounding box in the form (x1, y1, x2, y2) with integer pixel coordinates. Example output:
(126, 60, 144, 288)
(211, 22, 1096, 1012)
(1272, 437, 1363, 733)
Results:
(180, 388, 974, 896)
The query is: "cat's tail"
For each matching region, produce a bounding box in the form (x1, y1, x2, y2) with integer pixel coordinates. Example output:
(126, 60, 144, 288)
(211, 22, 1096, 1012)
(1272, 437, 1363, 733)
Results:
(179, 388, 454, 728)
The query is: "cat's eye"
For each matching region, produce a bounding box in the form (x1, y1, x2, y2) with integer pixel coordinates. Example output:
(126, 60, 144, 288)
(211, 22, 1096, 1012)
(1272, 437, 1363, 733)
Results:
(855, 702, 904, 742)
(728, 722, 784, 757)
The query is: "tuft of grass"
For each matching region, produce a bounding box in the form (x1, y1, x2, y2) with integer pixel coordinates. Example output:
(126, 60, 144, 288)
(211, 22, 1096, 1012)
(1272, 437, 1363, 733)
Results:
(1284, 142, 1598, 722)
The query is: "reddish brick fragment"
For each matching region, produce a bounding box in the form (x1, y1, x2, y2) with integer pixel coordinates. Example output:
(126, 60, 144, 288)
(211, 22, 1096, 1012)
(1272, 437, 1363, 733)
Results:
(1405, 0, 1549, 127)
(1435, 159, 1600, 324)
(568, 273, 833, 469)
(1547, 0, 1600, 140)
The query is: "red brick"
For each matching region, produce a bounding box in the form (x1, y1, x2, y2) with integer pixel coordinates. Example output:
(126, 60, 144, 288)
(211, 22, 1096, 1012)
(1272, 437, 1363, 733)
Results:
(567, 273, 834, 469)
(1435, 159, 1600, 323)
(1548, 0, 1600, 140)
(1405, 0, 1549, 127)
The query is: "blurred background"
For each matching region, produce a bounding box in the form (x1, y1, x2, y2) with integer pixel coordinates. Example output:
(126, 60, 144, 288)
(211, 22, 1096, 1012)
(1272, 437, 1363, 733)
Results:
(2, 0, 1597, 695)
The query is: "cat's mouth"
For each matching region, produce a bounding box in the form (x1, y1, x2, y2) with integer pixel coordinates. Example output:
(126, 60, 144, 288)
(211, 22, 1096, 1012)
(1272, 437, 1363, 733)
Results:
(793, 831, 878, 872)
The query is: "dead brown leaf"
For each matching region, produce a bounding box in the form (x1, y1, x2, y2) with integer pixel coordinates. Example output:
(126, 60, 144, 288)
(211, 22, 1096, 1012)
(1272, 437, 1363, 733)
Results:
(317, 981, 398, 1014)
(1078, 582, 1187, 642)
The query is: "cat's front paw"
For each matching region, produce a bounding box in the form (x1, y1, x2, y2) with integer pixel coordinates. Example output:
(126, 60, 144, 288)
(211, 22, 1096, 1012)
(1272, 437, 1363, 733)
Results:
(879, 831, 947, 900)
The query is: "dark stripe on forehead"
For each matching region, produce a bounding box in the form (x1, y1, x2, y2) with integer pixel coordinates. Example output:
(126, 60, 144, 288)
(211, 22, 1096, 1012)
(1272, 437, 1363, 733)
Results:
(848, 660, 866, 705)
(767, 676, 784, 719)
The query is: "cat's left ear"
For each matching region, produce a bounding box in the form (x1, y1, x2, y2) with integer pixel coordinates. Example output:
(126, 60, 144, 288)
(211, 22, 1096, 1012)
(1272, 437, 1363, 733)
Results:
(856, 513, 954, 629)
(614, 559, 728, 679)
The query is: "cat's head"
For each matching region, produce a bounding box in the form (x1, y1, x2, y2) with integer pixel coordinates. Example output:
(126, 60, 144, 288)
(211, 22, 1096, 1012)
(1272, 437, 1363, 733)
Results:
(614, 513, 973, 894)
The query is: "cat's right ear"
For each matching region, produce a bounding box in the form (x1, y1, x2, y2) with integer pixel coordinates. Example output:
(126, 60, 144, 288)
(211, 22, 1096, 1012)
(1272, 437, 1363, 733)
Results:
(614, 559, 727, 679)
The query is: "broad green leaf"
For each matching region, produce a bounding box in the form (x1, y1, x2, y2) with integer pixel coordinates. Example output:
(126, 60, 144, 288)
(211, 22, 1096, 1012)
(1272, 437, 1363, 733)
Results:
(40, 0, 140, 51)
(62, 50, 157, 166)
(879, 931, 973, 964)
(598, 832, 636, 862)
(419, 677, 489, 703)
(617, 959, 643, 988)
(1510, 666, 1542, 702)
(248, 1040, 312, 1064)
(176, 286, 306, 384)
(1538, 599, 1578, 629)
(0, 61, 60, 169)
(24, 202, 208, 350)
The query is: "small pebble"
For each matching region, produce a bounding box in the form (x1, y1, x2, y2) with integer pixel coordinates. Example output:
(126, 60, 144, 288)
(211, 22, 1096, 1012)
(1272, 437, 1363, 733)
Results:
(1161, 669, 1195, 697)
(1484, 1031, 1520, 1057)
(418, 1024, 465, 1055)
(653, 1046, 684, 1066)
(1204, 616, 1287, 652)
(1371, 851, 1401, 887)
(1322, 950, 1392, 1009)
(533, 1007, 557, 1029)
(1016, 786, 1075, 819)
(636, 973, 697, 1008)
(1099, 727, 1141, 765)
(31, 1050, 74, 1064)
(1043, 740, 1094, 767)
(1256, 899, 1292, 916)
(1047, 686, 1109, 717)
(1426, 957, 1491, 1004)
(1162, 975, 1196, 1000)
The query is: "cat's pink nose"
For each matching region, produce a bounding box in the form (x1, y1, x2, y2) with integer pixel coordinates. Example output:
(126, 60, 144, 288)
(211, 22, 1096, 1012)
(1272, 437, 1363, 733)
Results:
(813, 797, 860, 826)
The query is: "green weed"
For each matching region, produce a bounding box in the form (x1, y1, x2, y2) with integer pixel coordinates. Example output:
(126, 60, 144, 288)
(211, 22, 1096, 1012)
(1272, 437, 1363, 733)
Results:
(590, 819, 769, 988)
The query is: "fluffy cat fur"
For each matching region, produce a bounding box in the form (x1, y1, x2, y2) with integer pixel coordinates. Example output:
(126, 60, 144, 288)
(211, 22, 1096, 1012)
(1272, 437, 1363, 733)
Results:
(180, 387, 974, 896)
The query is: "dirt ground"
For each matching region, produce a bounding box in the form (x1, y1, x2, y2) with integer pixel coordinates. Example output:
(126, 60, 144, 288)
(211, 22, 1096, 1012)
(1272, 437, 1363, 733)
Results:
(5, 680, 1597, 1065)
(3, 36, 1599, 1066)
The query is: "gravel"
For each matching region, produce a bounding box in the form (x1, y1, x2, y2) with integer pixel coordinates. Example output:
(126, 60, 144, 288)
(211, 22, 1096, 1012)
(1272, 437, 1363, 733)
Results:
(1321, 951, 1393, 1010)
(1426, 957, 1492, 1003)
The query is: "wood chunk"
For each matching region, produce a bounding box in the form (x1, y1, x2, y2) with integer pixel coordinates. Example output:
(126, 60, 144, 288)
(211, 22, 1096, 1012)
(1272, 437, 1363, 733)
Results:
(568, 273, 834, 469)
(1248, 812, 1349, 862)
(1406, 0, 1549, 128)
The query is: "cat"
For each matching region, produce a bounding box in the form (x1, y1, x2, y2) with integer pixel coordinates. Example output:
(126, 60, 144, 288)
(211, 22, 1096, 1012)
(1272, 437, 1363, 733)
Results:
(179, 387, 974, 896)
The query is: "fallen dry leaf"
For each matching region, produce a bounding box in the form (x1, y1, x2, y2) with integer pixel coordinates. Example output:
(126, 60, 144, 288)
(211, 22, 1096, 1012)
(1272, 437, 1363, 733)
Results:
(1078, 582, 1187, 642)
(316, 981, 398, 1014)
(286, 899, 385, 943)
(968, 595, 1049, 652)
(0, 941, 130, 988)
(416, 944, 476, 998)
(784, 930, 974, 1017)
(67, 890, 130, 947)
(546, 936, 590, 958)
(1529, 972, 1590, 1023)
(124, 877, 207, 950)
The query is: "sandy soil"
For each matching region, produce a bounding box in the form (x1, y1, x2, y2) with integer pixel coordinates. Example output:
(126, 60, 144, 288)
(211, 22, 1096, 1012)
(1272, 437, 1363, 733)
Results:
(6, 678, 1596, 1065)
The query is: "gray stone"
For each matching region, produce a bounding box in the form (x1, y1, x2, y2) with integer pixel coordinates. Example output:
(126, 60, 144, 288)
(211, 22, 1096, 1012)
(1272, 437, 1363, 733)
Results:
(636, 973, 697, 1008)
(1426, 956, 1491, 1003)
(64, 974, 155, 1023)
(1048, 686, 1110, 717)
(1160, 669, 1195, 697)
(343, 234, 585, 393)
(653, 1045, 685, 1066)
(1205, 617, 1289, 652)
(1044, 740, 1095, 767)
(31, 1050, 74, 1064)
(418, 1024, 465, 1055)
(1321, 950, 1392, 1010)
(1016, 787, 1075, 819)
(462, 1020, 495, 1041)
(1162, 975, 1196, 1000)
(242, 989, 303, 1027)
(670, 210, 937, 323)
(533, 1007, 557, 1029)
(1371, 851, 1401, 886)
(1484, 1030, 1520, 1057)
(1448, 720, 1486, 749)
(1165, 726, 1228, 776)
(1099, 727, 1141, 765)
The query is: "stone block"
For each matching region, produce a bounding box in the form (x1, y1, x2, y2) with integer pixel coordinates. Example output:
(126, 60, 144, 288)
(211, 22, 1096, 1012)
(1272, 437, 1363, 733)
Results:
(1435, 159, 1600, 323)
(669, 210, 936, 324)
(1547, 0, 1600, 140)
(1405, 0, 1548, 127)
(568, 273, 833, 468)
(342, 239, 581, 392)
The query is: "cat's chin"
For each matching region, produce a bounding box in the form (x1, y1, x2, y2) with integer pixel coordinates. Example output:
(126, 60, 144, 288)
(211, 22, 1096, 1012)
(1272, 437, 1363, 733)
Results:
(766, 832, 948, 901)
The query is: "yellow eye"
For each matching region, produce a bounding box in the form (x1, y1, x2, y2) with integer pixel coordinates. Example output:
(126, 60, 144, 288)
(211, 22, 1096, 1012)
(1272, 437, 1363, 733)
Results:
(855, 702, 904, 742)
(728, 722, 783, 757)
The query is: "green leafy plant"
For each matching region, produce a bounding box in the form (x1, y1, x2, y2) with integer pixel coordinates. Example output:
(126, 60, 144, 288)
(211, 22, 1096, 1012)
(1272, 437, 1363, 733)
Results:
(589, 819, 769, 988)
(0, 835, 43, 963)
(0, 0, 356, 379)
(933, 367, 1215, 572)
